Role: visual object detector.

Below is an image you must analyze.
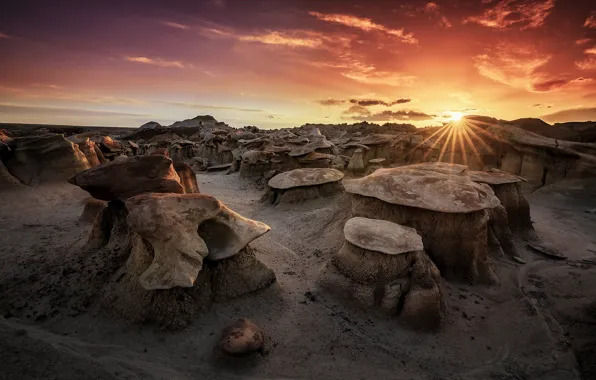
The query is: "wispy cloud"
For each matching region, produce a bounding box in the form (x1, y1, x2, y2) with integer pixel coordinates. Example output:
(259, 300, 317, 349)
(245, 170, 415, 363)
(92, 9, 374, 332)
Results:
(349, 98, 411, 106)
(0, 103, 147, 118)
(316, 55, 417, 87)
(200, 26, 342, 49)
(153, 101, 266, 113)
(531, 103, 553, 109)
(211, 0, 225, 7)
(160, 21, 190, 30)
(238, 31, 326, 48)
(317, 99, 345, 106)
(0, 32, 12, 39)
(474, 43, 571, 92)
(309, 11, 418, 44)
(575, 47, 596, 70)
(585, 13, 596, 28)
(124, 56, 187, 68)
(576, 38, 592, 45)
(465, 0, 556, 30)
(346, 109, 434, 122)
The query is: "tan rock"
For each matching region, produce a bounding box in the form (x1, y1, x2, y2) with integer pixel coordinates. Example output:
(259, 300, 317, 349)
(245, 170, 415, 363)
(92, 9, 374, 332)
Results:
(268, 168, 344, 190)
(344, 217, 423, 255)
(125, 193, 270, 290)
(68, 155, 184, 201)
(218, 319, 264, 355)
(346, 148, 365, 175)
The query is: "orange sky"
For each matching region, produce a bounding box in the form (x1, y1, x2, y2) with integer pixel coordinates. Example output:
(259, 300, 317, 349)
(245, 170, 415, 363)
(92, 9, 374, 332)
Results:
(0, 0, 595, 128)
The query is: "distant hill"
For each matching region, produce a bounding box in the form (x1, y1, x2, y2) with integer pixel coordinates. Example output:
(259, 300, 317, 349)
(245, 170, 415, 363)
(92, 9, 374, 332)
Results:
(505, 118, 578, 140)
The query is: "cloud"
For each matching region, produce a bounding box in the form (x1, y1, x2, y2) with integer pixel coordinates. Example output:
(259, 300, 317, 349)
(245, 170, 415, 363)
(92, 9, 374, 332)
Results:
(531, 104, 553, 109)
(474, 43, 571, 92)
(309, 11, 418, 44)
(343, 105, 371, 117)
(585, 13, 596, 28)
(124, 56, 186, 68)
(160, 21, 190, 30)
(317, 99, 346, 106)
(576, 38, 592, 45)
(0, 103, 147, 118)
(0, 32, 12, 39)
(349, 110, 434, 122)
(238, 31, 326, 48)
(575, 47, 596, 70)
(200, 26, 340, 49)
(154, 101, 265, 113)
(421, 2, 453, 28)
(542, 107, 596, 122)
(465, 0, 556, 30)
(211, 0, 225, 7)
(425, 2, 439, 12)
(349, 98, 412, 106)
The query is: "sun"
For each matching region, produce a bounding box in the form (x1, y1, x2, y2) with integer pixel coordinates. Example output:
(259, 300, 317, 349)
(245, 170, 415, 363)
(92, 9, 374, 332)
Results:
(449, 111, 464, 122)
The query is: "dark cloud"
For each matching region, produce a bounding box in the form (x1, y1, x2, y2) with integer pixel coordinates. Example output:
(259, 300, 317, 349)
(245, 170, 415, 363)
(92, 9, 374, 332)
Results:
(349, 110, 434, 122)
(348, 98, 412, 106)
(317, 99, 345, 106)
(531, 78, 571, 92)
(542, 107, 596, 123)
(532, 104, 552, 109)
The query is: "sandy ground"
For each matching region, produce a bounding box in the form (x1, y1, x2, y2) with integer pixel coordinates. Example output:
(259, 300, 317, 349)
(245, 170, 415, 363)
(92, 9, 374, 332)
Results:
(1, 173, 595, 380)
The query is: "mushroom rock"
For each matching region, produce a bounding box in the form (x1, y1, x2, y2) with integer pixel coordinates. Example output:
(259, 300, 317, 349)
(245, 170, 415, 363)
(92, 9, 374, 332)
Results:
(297, 152, 334, 168)
(6, 134, 91, 186)
(469, 169, 534, 237)
(239, 150, 275, 178)
(347, 149, 365, 176)
(365, 158, 386, 175)
(239, 137, 270, 150)
(79, 197, 108, 223)
(288, 137, 334, 157)
(266, 168, 345, 204)
(218, 319, 265, 356)
(97, 193, 275, 330)
(68, 155, 184, 201)
(344, 167, 501, 284)
(318, 217, 444, 330)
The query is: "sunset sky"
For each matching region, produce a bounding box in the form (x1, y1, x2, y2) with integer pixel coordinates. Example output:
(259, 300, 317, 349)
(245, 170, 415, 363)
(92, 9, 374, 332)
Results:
(0, 0, 595, 129)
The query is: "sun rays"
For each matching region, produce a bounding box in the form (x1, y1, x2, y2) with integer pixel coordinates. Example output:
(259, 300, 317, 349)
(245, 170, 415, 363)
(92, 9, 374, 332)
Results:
(405, 116, 498, 168)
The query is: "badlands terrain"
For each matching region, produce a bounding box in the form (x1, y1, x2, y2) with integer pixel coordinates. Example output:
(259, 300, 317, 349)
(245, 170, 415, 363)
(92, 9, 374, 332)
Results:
(0, 115, 596, 380)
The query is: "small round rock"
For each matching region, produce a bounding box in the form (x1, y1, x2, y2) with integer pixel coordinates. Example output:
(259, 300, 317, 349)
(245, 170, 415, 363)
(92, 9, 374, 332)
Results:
(218, 319, 264, 355)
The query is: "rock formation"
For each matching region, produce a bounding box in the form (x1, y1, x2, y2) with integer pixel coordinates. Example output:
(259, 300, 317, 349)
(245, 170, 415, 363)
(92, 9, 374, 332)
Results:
(319, 217, 444, 330)
(344, 167, 502, 284)
(5, 134, 91, 186)
(84, 193, 276, 330)
(347, 148, 365, 176)
(266, 168, 345, 204)
(68, 155, 184, 201)
(218, 319, 265, 355)
(468, 169, 535, 237)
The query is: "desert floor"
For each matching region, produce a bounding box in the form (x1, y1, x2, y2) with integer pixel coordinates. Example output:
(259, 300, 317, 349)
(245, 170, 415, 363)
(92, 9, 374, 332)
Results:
(1, 172, 596, 380)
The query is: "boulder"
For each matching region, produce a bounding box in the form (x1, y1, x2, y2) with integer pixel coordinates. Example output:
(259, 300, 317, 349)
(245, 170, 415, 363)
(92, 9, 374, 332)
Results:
(6, 134, 90, 186)
(68, 155, 184, 201)
(218, 319, 265, 355)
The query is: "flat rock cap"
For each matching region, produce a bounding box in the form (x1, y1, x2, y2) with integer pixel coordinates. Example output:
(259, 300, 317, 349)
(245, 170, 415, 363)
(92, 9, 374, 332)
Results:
(344, 217, 424, 255)
(344, 167, 501, 213)
(268, 168, 344, 190)
(468, 169, 523, 185)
